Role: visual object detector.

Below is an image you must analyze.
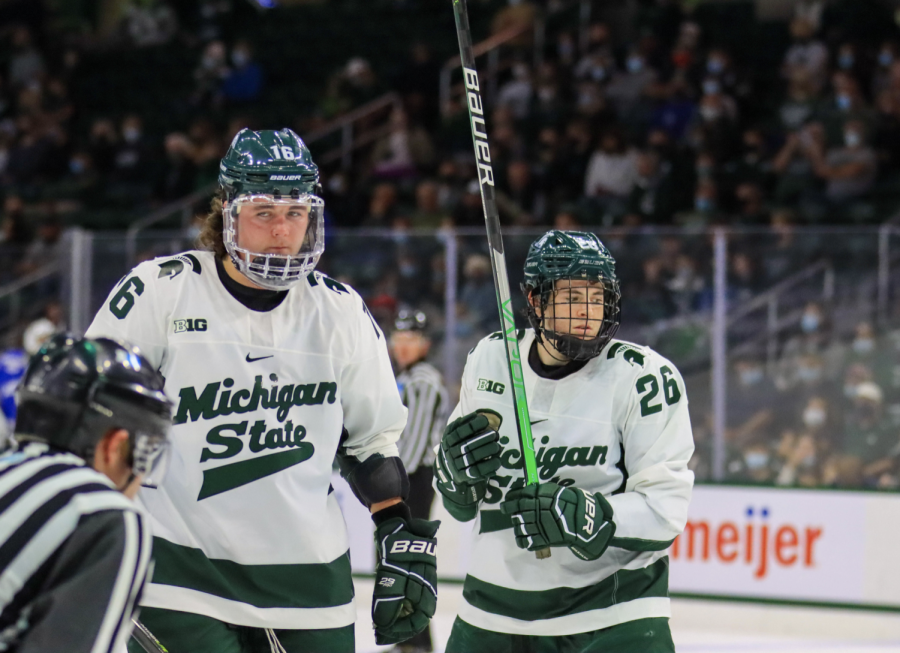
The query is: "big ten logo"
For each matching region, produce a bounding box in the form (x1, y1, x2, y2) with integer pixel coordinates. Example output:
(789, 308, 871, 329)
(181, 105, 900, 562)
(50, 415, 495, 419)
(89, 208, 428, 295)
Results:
(477, 378, 506, 394)
(174, 318, 208, 333)
(670, 506, 823, 580)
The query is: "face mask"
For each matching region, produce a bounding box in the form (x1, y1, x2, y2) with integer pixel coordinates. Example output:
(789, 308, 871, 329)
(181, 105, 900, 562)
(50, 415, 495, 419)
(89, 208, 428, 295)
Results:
(591, 65, 606, 82)
(202, 55, 219, 70)
(844, 131, 861, 147)
(838, 53, 854, 69)
(800, 312, 820, 333)
(800, 453, 817, 468)
(399, 262, 417, 277)
(836, 94, 852, 111)
(879, 50, 893, 67)
(558, 42, 574, 59)
(803, 407, 826, 427)
(707, 58, 725, 74)
(123, 127, 141, 144)
(744, 451, 769, 470)
(626, 57, 643, 74)
(700, 105, 721, 121)
(702, 79, 721, 96)
(797, 366, 823, 382)
(69, 158, 85, 175)
(740, 368, 764, 385)
(853, 337, 875, 353)
(186, 225, 201, 241)
(695, 197, 713, 212)
(844, 383, 859, 398)
(538, 86, 555, 102)
(232, 51, 249, 67)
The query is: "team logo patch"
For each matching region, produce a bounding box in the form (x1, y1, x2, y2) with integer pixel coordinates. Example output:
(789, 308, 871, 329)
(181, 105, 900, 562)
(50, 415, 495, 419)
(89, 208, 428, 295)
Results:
(173, 318, 208, 333)
(477, 378, 505, 394)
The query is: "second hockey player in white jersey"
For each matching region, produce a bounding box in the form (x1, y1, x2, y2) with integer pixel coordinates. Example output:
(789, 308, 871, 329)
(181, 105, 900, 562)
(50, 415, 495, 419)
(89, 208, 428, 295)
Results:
(86, 128, 439, 653)
(435, 230, 694, 652)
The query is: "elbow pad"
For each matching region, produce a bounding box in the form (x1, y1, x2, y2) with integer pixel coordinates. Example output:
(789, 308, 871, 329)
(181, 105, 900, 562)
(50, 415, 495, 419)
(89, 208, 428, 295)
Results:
(338, 453, 409, 508)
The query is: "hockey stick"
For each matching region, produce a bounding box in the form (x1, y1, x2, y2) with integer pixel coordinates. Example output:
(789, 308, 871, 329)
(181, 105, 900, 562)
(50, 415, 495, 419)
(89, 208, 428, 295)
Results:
(451, 0, 550, 559)
(131, 618, 169, 653)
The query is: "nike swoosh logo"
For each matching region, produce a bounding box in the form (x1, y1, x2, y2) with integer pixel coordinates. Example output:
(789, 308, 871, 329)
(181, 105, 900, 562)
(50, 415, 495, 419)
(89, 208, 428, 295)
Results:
(245, 354, 274, 363)
(530, 419, 547, 426)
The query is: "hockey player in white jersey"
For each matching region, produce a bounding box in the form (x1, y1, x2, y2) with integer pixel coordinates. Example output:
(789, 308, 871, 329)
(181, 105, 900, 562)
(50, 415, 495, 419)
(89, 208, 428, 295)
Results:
(435, 230, 694, 652)
(86, 128, 439, 653)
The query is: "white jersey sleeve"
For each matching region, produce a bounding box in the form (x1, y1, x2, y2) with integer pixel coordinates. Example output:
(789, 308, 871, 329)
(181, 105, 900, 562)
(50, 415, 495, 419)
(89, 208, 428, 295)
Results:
(338, 291, 406, 462)
(85, 260, 172, 367)
(607, 346, 694, 550)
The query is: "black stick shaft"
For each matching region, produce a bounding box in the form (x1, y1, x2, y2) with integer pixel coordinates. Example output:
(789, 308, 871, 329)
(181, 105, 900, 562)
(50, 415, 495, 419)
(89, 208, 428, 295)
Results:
(451, 0, 549, 559)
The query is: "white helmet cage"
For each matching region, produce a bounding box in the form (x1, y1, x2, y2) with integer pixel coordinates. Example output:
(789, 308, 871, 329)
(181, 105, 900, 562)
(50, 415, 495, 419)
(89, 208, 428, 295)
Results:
(223, 193, 325, 290)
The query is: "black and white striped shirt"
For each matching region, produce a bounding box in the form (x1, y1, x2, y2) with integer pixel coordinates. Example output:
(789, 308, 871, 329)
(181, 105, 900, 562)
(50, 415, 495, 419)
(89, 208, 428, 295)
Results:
(396, 361, 450, 474)
(0, 442, 152, 653)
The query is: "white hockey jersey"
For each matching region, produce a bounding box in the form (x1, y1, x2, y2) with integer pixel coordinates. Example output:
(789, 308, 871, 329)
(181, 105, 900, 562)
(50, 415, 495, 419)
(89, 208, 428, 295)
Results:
(447, 330, 694, 636)
(85, 250, 407, 629)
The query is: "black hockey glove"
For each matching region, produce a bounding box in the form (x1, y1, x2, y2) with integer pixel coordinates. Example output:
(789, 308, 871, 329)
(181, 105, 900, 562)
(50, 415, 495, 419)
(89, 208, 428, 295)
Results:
(434, 410, 503, 517)
(500, 483, 616, 561)
(372, 510, 440, 645)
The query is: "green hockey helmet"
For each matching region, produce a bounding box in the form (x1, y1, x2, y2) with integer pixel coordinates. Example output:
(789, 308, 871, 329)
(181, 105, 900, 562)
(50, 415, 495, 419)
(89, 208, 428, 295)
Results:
(521, 230, 621, 361)
(219, 128, 325, 290)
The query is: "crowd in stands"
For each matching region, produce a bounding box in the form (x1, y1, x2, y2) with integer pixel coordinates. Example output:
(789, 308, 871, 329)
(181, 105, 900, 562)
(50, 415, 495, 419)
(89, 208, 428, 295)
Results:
(709, 302, 900, 491)
(1, 0, 900, 487)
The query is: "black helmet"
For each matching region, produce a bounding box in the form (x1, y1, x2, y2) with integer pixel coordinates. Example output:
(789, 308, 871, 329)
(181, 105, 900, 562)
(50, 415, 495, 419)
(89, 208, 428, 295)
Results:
(15, 334, 173, 481)
(394, 309, 428, 333)
(521, 230, 621, 361)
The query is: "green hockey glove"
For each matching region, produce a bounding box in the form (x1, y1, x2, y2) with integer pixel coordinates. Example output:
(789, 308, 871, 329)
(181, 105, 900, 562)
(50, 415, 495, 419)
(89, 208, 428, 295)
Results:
(500, 483, 616, 561)
(438, 410, 503, 486)
(372, 513, 440, 645)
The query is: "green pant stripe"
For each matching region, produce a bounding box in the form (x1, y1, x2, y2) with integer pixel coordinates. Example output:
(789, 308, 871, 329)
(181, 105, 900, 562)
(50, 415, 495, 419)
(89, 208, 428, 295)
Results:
(463, 558, 669, 621)
(151, 538, 354, 609)
(446, 616, 675, 653)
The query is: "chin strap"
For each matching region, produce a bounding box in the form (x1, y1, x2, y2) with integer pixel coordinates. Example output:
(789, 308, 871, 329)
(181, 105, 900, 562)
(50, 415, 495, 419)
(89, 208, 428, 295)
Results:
(118, 472, 137, 493)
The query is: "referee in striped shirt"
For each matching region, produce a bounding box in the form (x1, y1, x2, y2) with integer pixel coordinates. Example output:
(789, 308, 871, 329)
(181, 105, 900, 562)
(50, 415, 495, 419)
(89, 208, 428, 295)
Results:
(0, 334, 172, 653)
(388, 310, 449, 653)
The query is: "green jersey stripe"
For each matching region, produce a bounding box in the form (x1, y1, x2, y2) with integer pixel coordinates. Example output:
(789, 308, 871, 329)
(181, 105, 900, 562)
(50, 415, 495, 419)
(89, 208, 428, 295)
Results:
(151, 538, 354, 609)
(463, 557, 669, 622)
(610, 536, 676, 552)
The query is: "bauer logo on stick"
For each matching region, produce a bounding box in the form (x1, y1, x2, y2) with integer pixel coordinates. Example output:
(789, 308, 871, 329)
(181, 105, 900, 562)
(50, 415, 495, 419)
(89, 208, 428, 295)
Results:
(463, 67, 495, 188)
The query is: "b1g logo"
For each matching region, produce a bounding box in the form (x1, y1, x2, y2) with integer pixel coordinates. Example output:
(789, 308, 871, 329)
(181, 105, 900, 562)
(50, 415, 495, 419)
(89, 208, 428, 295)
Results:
(477, 378, 505, 394)
(389, 540, 436, 556)
(174, 318, 208, 333)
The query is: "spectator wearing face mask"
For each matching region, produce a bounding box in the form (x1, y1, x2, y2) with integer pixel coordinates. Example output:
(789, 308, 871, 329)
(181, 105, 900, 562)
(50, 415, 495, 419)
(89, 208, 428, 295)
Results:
(872, 41, 900, 98)
(807, 119, 877, 209)
(605, 48, 660, 121)
(727, 435, 777, 485)
(777, 334, 842, 403)
(820, 71, 874, 145)
(842, 382, 893, 482)
(222, 40, 263, 103)
(496, 63, 533, 120)
(727, 358, 777, 449)
(844, 321, 879, 369)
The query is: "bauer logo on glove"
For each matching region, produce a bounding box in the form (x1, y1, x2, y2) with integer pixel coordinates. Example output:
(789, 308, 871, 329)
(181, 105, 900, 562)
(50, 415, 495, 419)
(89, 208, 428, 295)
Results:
(500, 482, 616, 561)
